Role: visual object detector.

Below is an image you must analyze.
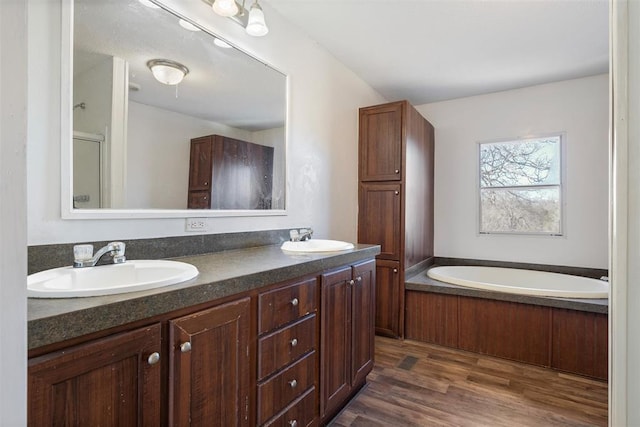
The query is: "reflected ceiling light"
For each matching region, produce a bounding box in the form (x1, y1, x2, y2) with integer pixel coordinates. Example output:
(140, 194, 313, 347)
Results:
(138, 0, 160, 8)
(246, 1, 268, 37)
(212, 0, 239, 17)
(214, 38, 233, 49)
(147, 59, 189, 85)
(179, 19, 201, 32)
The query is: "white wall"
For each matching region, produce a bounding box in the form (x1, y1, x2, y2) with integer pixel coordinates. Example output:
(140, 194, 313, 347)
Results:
(417, 74, 609, 268)
(0, 0, 27, 424)
(27, 0, 385, 244)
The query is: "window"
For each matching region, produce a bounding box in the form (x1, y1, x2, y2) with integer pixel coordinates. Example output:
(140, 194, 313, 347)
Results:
(479, 135, 562, 235)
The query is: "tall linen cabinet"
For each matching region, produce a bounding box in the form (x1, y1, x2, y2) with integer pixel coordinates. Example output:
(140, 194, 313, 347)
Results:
(358, 100, 435, 338)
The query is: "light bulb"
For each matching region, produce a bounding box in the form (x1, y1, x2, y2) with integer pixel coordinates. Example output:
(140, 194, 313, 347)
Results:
(212, 0, 239, 17)
(246, 2, 268, 37)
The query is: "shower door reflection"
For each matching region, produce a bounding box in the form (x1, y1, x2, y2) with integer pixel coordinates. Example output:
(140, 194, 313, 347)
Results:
(72, 131, 103, 208)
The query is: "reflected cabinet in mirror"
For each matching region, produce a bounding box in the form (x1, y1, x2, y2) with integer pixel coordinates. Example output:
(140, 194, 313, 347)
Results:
(66, 0, 286, 217)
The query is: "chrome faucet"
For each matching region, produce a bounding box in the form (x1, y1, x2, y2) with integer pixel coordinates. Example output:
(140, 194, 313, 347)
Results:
(73, 241, 126, 268)
(289, 228, 313, 242)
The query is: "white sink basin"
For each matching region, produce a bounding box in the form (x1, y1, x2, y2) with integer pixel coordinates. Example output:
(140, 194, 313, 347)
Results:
(27, 260, 199, 298)
(281, 239, 355, 253)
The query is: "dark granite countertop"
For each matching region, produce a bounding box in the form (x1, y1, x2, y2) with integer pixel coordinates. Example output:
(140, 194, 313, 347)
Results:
(406, 268, 608, 315)
(28, 243, 380, 350)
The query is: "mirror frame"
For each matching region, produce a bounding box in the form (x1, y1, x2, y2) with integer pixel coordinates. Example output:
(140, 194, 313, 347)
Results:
(60, 0, 289, 219)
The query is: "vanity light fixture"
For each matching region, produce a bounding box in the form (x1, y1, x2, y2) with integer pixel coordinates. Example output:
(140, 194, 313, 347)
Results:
(208, 0, 269, 37)
(147, 59, 189, 85)
(138, 0, 160, 8)
(179, 19, 201, 32)
(246, 1, 268, 37)
(212, 0, 239, 17)
(213, 38, 233, 49)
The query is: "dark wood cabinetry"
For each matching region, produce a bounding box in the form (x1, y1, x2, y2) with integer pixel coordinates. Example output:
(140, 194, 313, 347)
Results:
(257, 277, 319, 427)
(187, 134, 274, 209)
(28, 324, 162, 426)
(358, 100, 435, 338)
(374, 259, 401, 337)
(28, 258, 377, 426)
(320, 260, 375, 421)
(169, 297, 251, 426)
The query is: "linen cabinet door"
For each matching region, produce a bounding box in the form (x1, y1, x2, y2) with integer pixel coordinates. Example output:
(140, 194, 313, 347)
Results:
(350, 260, 376, 387)
(358, 182, 402, 260)
(374, 259, 401, 338)
(28, 324, 162, 427)
(188, 136, 213, 191)
(169, 297, 252, 427)
(359, 101, 403, 181)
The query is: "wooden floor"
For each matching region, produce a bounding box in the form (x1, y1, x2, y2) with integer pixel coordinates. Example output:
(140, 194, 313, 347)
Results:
(331, 336, 608, 427)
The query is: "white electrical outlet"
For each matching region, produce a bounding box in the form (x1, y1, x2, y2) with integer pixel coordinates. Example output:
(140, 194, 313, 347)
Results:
(185, 218, 209, 232)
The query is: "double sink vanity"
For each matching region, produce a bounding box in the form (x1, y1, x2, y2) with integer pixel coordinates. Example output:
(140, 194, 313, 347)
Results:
(27, 233, 378, 426)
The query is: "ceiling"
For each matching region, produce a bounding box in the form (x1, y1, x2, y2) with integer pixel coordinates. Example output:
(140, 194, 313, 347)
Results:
(265, 0, 609, 105)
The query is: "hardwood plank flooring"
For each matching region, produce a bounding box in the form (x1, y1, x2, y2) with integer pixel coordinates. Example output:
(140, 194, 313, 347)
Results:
(330, 337, 607, 427)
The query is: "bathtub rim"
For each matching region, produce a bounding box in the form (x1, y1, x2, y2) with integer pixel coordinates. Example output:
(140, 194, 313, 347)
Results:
(426, 265, 609, 299)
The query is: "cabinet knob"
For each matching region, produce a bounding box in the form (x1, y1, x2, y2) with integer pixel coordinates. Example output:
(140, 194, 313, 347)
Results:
(290, 338, 298, 347)
(290, 297, 299, 307)
(393, 268, 398, 273)
(180, 342, 192, 353)
(204, 182, 208, 186)
(395, 169, 400, 174)
(288, 421, 298, 427)
(204, 196, 208, 200)
(348, 279, 355, 286)
(356, 276, 362, 282)
(394, 190, 399, 195)
(147, 352, 160, 365)
(288, 379, 298, 388)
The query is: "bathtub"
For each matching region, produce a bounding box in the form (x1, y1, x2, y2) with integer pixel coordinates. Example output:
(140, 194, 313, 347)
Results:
(427, 266, 608, 299)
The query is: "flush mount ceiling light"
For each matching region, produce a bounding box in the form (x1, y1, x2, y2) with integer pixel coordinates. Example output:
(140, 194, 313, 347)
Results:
(147, 59, 189, 85)
(138, 0, 160, 8)
(179, 19, 201, 32)
(207, 0, 269, 37)
(213, 38, 233, 49)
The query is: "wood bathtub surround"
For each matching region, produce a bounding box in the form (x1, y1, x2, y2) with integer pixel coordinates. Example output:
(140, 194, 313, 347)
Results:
(405, 291, 608, 380)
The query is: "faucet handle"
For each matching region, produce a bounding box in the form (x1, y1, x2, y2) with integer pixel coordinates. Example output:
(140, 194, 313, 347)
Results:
(73, 244, 94, 262)
(289, 230, 300, 241)
(109, 242, 126, 256)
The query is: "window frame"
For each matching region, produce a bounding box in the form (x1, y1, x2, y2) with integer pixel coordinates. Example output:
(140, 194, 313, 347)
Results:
(477, 133, 565, 236)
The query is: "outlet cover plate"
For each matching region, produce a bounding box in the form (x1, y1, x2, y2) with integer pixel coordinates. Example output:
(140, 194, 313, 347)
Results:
(185, 218, 209, 232)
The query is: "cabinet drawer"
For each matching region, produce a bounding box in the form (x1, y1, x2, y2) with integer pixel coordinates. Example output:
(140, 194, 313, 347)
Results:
(259, 314, 316, 380)
(258, 351, 316, 425)
(259, 278, 318, 334)
(263, 387, 317, 427)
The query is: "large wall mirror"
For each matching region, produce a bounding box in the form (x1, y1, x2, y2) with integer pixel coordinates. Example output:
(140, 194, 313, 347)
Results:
(63, 0, 287, 218)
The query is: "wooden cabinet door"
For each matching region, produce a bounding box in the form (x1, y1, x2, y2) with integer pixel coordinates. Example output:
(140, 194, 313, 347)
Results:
(350, 260, 375, 387)
(320, 266, 352, 418)
(358, 182, 402, 260)
(188, 136, 213, 190)
(28, 323, 162, 427)
(359, 101, 403, 181)
(169, 297, 252, 427)
(374, 259, 401, 337)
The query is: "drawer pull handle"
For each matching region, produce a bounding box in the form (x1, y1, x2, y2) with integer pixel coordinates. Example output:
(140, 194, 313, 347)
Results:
(180, 342, 192, 353)
(290, 338, 298, 347)
(147, 352, 160, 365)
(291, 297, 299, 307)
(288, 379, 298, 388)
(289, 421, 298, 427)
